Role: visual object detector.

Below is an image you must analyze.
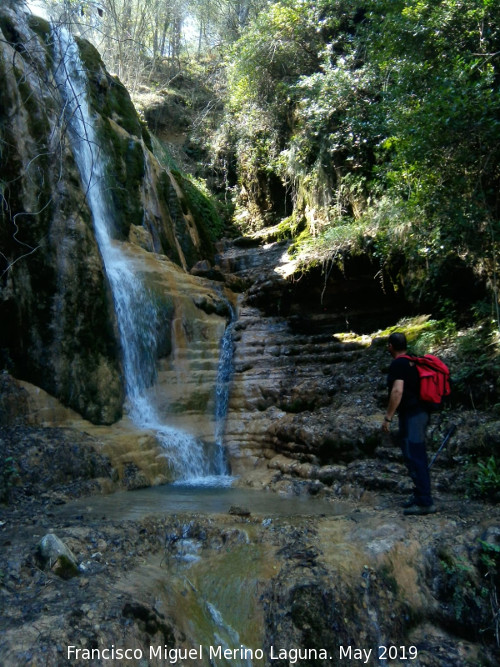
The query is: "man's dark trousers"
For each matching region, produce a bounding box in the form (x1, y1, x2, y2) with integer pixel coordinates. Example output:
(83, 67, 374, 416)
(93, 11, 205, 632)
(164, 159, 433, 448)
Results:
(398, 409, 432, 506)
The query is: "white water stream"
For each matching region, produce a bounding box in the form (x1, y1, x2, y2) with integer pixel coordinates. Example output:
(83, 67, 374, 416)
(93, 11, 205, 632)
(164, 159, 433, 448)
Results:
(213, 302, 235, 472)
(51, 27, 231, 483)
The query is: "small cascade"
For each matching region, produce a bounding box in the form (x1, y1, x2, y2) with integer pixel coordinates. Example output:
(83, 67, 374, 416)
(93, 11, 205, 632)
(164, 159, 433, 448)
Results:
(213, 303, 236, 475)
(157, 535, 266, 667)
(362, 569, 385, 666)
(177, 305, 235, 486)
(51, 27, 226, 482)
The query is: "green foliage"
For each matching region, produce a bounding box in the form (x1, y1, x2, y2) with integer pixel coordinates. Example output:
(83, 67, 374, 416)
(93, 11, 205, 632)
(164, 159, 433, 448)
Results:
(0, 455, 19, 504)
(478, 538, 500, 647)
(289, 217, 375, 265)
(438, 550, 487, 628)
(153, 137, 226, 242)
(173, 170, 225, 242)
(469, 456, 500, 500)
(222, 0, 500, 314)
(437, 546, 496, 644)
(479, 538, 500, 574)
(450, 323, 500, 407)
(369, 315, 499, 408)
(371, 316, 457, 356)
(409, 319, 457, 355)
(227, 1, 320, 113)
(363, 0, 500, 289)
(411, 317, 500, 409)
(224, 0, 332, 227)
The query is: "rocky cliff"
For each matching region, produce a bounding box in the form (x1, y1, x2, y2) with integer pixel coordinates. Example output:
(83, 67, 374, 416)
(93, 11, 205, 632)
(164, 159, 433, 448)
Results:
(0, 4, 219, 425)
(211, 236, 499, 507)
(1, 7, 500, 665)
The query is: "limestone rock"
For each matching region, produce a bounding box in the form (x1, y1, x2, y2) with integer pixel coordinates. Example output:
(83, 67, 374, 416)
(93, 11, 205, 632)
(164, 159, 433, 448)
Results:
(0, 7, 122, 423)
(122, 601, 176, 643)
(228, 505, 251, 517)
(0, 5, 221, 427)
(37, 534, 79, 579)
(0, 374, 29, 426)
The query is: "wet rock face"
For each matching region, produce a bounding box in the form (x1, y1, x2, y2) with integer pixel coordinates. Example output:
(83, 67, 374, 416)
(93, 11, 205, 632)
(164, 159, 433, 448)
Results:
(0, 373, 30, 427)
(0, 424, 116, 505)
(260, 514, 500, 667)
(224, 310, 381, 477)
(0, 7, 123, 423)
(216, 238, 396, 481)
(215, 237, 495, 505)
(0, 6, 218, 424)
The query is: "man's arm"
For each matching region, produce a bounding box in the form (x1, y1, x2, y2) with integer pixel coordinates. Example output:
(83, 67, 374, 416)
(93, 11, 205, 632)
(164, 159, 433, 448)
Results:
(382, 379, 404, 432)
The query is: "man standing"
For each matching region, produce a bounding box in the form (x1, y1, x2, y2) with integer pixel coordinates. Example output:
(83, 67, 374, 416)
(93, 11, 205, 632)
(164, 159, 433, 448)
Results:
(382, 332, 436, 515)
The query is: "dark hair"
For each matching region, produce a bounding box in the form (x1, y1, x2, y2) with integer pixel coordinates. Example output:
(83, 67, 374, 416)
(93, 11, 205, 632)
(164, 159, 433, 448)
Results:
(388, 332, 407, 351)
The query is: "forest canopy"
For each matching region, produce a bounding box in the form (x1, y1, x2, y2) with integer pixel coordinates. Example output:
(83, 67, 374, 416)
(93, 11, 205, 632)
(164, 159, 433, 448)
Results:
(25, 0, 500, 319)
(221, 0, 500, 318)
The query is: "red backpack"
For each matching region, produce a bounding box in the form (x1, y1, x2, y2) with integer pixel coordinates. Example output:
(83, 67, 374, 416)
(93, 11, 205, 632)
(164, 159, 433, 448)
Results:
(401, 354, 451, 408)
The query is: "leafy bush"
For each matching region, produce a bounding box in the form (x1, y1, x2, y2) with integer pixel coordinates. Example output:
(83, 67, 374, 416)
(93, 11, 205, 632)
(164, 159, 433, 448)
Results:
(468, 456, 500, 500)
(451, 324, 500, 408)
(223, 0, 500, 314)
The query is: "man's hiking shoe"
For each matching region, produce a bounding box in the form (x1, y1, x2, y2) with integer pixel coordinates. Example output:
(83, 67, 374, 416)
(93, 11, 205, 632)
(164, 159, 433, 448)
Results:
(403, 504, 437, 516)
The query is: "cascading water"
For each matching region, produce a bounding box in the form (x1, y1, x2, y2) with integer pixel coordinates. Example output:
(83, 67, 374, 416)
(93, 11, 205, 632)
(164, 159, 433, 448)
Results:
(213, 304, 236, 475)
(51, 27, 231, 483)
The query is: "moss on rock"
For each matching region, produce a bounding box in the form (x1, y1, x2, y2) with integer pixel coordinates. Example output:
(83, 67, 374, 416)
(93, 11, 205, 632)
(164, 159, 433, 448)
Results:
(76, 37, 152, 149)
(103, 122, 146, 237)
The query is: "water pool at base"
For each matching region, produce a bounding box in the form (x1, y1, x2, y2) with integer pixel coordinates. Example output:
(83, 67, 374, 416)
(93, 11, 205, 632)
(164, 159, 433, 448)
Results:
(61, 484, 347, 521)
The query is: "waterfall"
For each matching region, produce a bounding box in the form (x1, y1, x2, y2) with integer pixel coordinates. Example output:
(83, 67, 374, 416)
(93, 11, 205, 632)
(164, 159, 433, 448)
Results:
(213, 305, 236, 474)
(51, 27, 231, 483)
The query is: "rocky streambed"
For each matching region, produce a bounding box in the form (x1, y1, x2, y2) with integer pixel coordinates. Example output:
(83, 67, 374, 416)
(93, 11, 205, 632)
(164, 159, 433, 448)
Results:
(2, 231, 500, 666)
(1, 418, 500, 666)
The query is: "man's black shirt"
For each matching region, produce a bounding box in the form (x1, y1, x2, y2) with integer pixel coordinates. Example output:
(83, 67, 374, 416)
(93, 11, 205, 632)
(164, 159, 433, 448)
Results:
(387, 356, 421, 413)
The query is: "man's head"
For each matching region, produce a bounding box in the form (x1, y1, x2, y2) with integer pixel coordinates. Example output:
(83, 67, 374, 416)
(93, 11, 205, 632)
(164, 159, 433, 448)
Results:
(388, 332, 407, 356)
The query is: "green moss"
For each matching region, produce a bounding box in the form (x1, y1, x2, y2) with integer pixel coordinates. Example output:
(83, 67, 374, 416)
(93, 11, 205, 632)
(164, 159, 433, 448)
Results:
(103, 120, 145, 235)
(16, 75, 51, 140)
(27, 16, 53, 71)
(277, 213, 306, 240)
(169, 390, 212, 414)
(66, 38, 153, 239)
(151, 137, 179, 170)
(74, 37, 101, 73)
(52, 554, 80, 580)
(363, 316, 457, 353)
(155, 171, 183, 264)
(172, 170, 222, 243)
(288, 227, 315, 259)
(154, 137, 224, 245)
(27, 15, 51, 42)
(76, 37, 151, 149)
(157, 168, 211, 267)
(0, 15, 21, 46)
(1, 13, 52, 77)
(0, 65, 53, 243)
